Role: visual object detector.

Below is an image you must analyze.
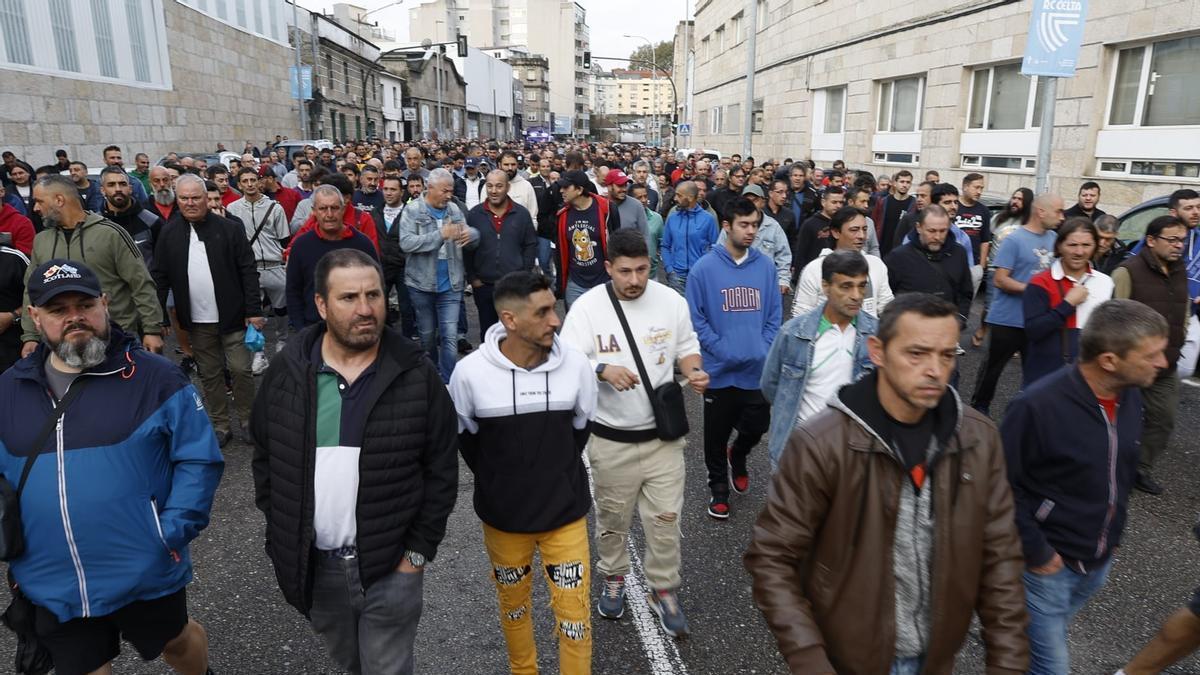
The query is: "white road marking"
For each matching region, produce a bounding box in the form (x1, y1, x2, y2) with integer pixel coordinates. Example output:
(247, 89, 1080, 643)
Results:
(585, 457, 688, 675)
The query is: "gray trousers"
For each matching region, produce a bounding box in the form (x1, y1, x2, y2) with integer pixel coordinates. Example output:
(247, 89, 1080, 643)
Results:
(309, 555, 424, 675)
(1139, 368, 1180, 472)
(189, 323, 253, 436)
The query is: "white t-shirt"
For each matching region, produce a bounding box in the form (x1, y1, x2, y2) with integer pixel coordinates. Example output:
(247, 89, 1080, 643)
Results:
(560, 280, 700, 430)
(187, 226, 219, 323)
(796, 319, 857, 425)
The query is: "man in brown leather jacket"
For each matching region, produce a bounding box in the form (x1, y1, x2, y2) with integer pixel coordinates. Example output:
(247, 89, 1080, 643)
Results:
(744, 292, 1029, 674)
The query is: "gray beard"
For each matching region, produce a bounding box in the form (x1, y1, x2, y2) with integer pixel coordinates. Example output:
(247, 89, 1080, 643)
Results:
(51, 334, 108, 370)
(154, 188, 175, 205)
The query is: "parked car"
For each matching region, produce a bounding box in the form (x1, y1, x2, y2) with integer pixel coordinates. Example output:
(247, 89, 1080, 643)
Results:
(155, 151, 239, 169)
(1115, 195, 1170, 244)
(272, 139, 335, 164)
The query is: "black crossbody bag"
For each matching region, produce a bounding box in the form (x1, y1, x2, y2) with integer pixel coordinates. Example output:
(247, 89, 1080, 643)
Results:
(606, 283, 689, 441)
(0, 380, 91, 675)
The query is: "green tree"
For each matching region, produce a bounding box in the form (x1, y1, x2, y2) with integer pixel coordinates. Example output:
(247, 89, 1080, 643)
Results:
(628, 40, 673, 74)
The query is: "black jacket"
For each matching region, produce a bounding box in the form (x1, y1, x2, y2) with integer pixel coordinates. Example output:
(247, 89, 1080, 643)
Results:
(884, 233, 974, 326)
(250, 324, 459, 615)
(1094, 239, 1131, 276)
(529, 174, 557, 240)
(370, 204, 405, 276)
(152, 212, 262, 333)
(0, 245, 27, 372)
(103, 201, 164, 269)
(465, 200, 539, 284)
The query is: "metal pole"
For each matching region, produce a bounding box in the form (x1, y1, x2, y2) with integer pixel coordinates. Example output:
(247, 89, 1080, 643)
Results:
(293, 1, 307, 137)
(742, 0, 757, 157)
(682, 0, 691, 149)
(310, 12, 320, 137)
(651, 61, 657, 146)
(1034, 76, 1057, 195)
(436, 49, 443, 139)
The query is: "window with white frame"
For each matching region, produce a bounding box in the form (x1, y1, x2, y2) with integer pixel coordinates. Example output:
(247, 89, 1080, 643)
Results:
(1107, 36, 1200, 128)
(175, 0, 289, 44)
(709, 106, 723, 135)
(731, 13, 743, 44)
(877, 76, 924, 132)
(967, 63, 1048, 130)
(715, 27, 725, 54)
(752, 98, 764, 133)
(0, 0, 172, 87)
(526, 90, 538, 101)
(700, 36, 709, 62)
(821, 86, 845, 134)
(526, 68, 537, 81)
(756, 0, 768, 29)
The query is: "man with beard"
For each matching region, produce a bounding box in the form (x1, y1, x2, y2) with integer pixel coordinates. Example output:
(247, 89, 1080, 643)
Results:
(21, 175, 163, 358)
(252, 248, 458, 675)
(152, 174, 265, 446)
(149, 164, 180, 222)
(605, 169, 646, 236)
(100, 165, 163, 268)
(68, 161, 104, 212)
(0, 258, 222, 675)
(499, 151, 538, 223)
(885, 205, 974, 333)
(101, 145, 150, 205)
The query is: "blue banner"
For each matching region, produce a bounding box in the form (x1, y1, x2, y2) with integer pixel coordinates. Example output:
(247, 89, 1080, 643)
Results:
(1021, 0, 1088, 77)
(289, 65, 313, 100)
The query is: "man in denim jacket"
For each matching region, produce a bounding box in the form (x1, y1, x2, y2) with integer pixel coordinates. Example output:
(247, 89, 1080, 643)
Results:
(761, 250, 876, 470)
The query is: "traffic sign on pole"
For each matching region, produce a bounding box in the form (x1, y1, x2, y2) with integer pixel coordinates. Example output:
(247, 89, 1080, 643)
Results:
(678, 123, 691, 136)
(1021, 0, 1088, 77)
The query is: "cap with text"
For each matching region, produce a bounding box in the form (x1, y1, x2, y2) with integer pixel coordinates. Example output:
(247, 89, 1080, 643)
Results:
(28, 259, 103, 307)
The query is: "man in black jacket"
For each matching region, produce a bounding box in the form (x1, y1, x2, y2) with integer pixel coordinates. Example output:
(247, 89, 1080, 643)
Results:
(378, 175, 416, 337)
(528, 157, 558, 286)
(99, 165, 162, 268)
(151, 174, 264, 446)
(884, 205, 974, 327)
(251, 248, 458, 675)
(465, 170, 538, 339)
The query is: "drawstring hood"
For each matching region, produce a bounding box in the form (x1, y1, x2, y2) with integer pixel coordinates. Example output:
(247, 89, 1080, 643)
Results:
(481, 321, 565, 416)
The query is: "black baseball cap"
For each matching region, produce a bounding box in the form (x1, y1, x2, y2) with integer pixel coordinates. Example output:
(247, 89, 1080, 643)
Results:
(554, 170, 594, 194)
(27, 259, 102, 307)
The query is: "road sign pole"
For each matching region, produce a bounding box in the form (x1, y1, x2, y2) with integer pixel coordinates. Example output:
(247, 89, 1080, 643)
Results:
(1034, 76, 1057, 195)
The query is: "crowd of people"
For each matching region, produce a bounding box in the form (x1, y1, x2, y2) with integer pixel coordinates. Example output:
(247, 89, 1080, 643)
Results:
(0, 135, 1198, 675)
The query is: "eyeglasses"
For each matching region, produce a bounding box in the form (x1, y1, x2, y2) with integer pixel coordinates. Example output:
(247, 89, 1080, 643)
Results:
(1154, 235, 1187, 245)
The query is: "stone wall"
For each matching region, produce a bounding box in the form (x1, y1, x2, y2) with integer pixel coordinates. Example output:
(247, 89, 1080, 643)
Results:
(0, 1, 300, 168)
(688, 0, 1199, 212)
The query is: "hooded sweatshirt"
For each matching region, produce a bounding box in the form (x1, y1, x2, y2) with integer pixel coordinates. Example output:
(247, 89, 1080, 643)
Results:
(21, 212, 163, 343)
(449, 323, 597, 533)
(661, 203, 719, 275)
(718, 211, 793, 289)
(685, 244, 782, 389)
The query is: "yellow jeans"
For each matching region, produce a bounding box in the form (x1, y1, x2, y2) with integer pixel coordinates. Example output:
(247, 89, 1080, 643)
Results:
(481, 517, 592, 675)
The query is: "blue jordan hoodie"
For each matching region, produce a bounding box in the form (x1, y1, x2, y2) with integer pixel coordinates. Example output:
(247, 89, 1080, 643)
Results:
(685, 244, 782, 389)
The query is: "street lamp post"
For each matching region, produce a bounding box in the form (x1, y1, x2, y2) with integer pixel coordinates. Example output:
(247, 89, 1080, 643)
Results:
(625, 35, 657, 146)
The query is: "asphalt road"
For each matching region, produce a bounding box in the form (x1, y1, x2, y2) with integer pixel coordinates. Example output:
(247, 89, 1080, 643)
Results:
(3, 295, 1200, 675)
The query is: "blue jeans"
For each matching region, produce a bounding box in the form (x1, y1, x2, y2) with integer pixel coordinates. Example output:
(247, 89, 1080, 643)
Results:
(536, 237, 555, 287)
(564, 279, 589, 309)
(889, 656, 925, 675)
(665, 270, 688, 296)
(409, 287, 460, 383)
(1023, 557, 1113, 675)
(309, 554, 423, 675)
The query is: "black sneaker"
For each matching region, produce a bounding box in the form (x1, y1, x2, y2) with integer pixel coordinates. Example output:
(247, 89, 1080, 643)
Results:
(707, 494, 730, 520)
(728, 445, 749, 495)
(179, 356, 197, 376)
(1135, 471, 1163, 495)
(457, 338, 474, 355)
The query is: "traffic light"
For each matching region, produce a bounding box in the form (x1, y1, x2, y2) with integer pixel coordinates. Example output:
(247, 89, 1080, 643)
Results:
(583, 51, 591, 69)
(456, 34, 468, 58)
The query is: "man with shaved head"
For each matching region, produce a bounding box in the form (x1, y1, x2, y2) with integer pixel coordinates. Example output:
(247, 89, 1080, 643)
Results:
(464, 169, 538, 338)
(660, 180, 718, 296)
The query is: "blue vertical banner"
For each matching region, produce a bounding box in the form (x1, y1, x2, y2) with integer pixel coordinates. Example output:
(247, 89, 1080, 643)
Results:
(1022, 0, 1088, 77)
(289, 65, 313, 100)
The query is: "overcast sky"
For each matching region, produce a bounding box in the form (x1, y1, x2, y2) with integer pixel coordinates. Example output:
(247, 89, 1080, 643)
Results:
(297, 0, 686, 68)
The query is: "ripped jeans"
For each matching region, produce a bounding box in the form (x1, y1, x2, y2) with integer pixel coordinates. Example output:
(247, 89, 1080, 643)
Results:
(482, 518, 591, 675)
(587, 436, 687, 591)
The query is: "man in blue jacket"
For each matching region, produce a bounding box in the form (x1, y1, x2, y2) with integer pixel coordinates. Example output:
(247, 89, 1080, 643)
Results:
(687, 197, 781, 519)
(0, 259, 223, 675)
(760, 250, 876, 471)
(661, 181, 718, 296)
(1001, 299, 1168, 675)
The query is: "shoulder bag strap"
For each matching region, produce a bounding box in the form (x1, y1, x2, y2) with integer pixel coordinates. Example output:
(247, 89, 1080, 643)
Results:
(17, 378, 90, 496)
(606, 283, 655, 403)
(247, 202, 277, 248)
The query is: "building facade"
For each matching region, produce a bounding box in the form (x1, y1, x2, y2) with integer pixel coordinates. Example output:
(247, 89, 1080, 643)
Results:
(381, 51, 467, 141)
(506, 54, 552, 133)
(686, 0, 1199, 211)
(592, 69, 674, 117)
(380, 71, 407, 142)
(446, 47, 514, 139)
(673, 20, 695, 145)
(409, 0, 591, 136)
(290, 10, 383, 143)
(0, 0, 299, 166)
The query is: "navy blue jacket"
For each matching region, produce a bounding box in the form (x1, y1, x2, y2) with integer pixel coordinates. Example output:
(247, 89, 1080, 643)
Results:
(1000, 365, 1140, 570)
(0, 327, 224, 621)
(463, 200, 538, 284)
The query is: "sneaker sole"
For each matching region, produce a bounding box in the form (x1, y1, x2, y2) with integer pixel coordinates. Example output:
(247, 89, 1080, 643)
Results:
(727, 447, 748, 495)
(706, 506, 729, 520)
(597, 605, 624, 620)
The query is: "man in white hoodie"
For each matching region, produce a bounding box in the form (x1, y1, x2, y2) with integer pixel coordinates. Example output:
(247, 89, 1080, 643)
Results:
(793, 206, 894, 318)
(448, 270, 597, 675)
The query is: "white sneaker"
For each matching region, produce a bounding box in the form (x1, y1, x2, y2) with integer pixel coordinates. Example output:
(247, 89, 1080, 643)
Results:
(1180, 376, 1200, 388)
(251, 351, 269, 376)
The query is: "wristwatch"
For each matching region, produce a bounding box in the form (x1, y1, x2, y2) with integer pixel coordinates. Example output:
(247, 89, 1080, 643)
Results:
(404, 550, 426, 568)
(595, 363, 607, 381)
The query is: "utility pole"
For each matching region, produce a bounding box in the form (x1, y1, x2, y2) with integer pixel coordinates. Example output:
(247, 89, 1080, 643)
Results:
(292, 0, 307, 137)
(1034, 77, 1057, 195)
(741, 0, 757, 158)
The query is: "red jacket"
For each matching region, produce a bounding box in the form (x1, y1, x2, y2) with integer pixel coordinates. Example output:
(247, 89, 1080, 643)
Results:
(556, 195, 612, 294)
(0, 203, 34, 255)
(220, 188, 241, 208)
(267, 186, 301, 222)
(293, 206, 380, 255)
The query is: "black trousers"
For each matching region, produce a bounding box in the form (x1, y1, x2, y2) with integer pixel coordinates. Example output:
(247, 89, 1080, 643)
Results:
(473, 282, 499, 342)
(703, 387, 771, 495)
(970, 324, 1026, 415)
